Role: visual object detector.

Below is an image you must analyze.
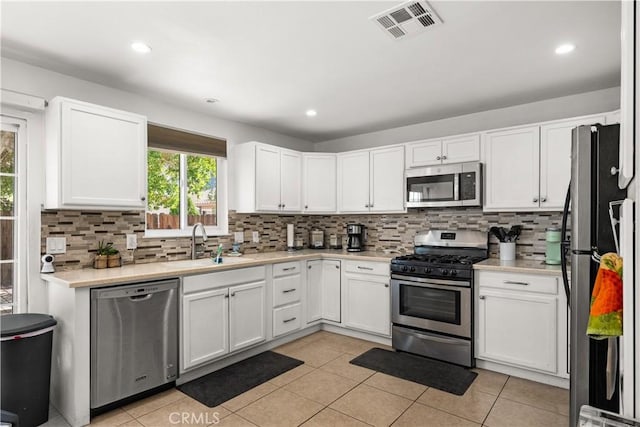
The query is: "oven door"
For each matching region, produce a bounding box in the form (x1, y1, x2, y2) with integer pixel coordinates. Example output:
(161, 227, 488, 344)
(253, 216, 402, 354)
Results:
(391, 275, 471, 338)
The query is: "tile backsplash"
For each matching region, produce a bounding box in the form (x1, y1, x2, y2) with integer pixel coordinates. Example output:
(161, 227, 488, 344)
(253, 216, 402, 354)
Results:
(41, 208, 565, 271)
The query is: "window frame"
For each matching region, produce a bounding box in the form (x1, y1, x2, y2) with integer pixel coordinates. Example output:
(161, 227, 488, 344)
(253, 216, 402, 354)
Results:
(0, 116, 28, 314)
(144, 149, 228, 238)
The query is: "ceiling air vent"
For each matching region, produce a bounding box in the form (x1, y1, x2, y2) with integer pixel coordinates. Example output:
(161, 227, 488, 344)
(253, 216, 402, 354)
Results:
(370, 0, 442, 40)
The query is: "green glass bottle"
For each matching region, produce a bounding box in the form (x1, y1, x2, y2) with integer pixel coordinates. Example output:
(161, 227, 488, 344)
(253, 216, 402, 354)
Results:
(545, 227, 561, 265)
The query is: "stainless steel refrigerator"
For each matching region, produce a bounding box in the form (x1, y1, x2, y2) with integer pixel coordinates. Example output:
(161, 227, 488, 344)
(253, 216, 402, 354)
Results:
(561, 124, 627, 426)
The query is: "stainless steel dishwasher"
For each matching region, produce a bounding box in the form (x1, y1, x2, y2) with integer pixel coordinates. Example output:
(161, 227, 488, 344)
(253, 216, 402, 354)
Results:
(90, 279, 178, 409)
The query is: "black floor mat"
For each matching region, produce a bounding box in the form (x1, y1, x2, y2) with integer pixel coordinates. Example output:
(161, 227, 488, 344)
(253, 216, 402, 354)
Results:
(350, 348, 477, 396)
(177, 351, 303, 407)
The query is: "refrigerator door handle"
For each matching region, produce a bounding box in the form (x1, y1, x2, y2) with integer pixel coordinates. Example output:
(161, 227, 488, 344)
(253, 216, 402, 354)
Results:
(560, 184, 571, 304)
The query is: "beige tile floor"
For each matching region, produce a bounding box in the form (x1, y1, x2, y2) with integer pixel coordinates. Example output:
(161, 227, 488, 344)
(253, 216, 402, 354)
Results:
(46, 331, 569, 426)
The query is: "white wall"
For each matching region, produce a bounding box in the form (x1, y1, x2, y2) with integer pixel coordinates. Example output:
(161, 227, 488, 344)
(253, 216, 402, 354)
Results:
(314, 87, 621, 152)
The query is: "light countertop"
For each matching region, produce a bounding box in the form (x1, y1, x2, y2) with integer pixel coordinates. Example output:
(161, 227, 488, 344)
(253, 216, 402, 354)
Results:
(41, 249, 395, 288)
(474, 258, 566, 276)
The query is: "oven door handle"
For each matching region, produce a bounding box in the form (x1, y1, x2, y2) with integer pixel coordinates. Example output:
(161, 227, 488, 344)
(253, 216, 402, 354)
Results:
(391, 277, 471, 290)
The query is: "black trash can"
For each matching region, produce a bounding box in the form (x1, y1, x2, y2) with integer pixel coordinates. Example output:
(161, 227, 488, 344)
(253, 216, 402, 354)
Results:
(1, 313, 57, 427)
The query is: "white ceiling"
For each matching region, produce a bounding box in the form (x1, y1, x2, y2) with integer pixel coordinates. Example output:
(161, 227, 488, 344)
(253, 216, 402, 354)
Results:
(0, 1, 621, 142)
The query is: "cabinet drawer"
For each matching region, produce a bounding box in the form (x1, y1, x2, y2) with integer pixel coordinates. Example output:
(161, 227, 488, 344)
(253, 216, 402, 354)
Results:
(344, 260, 389, 276)
(273, 275, 301, 307)
(183, 266, 266, 294)
(477, 271, 558, 295)
(273, 261, 301, 278)
(273, 303, 302, 337)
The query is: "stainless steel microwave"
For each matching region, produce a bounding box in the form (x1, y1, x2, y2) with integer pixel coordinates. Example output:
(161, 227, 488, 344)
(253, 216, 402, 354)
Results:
(406, 162, 482, 208)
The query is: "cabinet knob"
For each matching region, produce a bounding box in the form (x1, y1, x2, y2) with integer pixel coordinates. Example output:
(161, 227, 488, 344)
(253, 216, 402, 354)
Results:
(533, 197, 538, 203)
(308, 265, 312, 269)
(282, 204, 286, 208)
(442, 155, 447, 160)
(231, 292, 236, 297)
(370, 204, 373, 208)
(384, 284, 389, 288)
(305, 205, 308, 209)
(365, 204, 369, 208)
(335, 265, 340, 269)
(541, 197, 547, 203)
(479, 295, 485, 299)
(436, 156, 441, 160)
(140, 196, 146, 201)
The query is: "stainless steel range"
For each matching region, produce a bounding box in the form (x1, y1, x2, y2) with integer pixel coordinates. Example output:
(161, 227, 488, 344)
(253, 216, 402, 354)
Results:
(390, 230, 488, 367)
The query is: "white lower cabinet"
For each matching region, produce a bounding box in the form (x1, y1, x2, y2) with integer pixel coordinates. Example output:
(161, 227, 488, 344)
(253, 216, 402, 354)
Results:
(476, 270, 567, 377)
(306, 259, 341, 323)
(342, 261, 390, 336)
(181, 267, 266, 371)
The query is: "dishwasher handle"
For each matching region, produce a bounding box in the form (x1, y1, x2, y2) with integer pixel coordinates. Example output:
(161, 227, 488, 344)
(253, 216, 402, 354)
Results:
(129, 294, 153, 302)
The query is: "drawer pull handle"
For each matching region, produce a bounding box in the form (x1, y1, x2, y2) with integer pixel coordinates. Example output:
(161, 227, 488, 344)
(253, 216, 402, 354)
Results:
(503, 280, 529, 286)
(357, 266, 373, 270)
(282, 267, 296, 271)
(283, 317, 297, 323)
(282, 288, 296, 293)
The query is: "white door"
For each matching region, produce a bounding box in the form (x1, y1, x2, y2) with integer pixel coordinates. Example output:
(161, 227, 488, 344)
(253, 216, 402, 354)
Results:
(539, 115, 605, 210)
(322, 260, 341, 322)
(370, 146, 405, 212)
(229, 281, 266, 352)
(343, 273, 390, 336)
(338, 151, 370, 212)
(280, 150, 302, 212)
(255, 145, 281, 211)
(405, 139, 442, 167)
(477, 290, 557, 373)
(483, 126, 540, 211)
(303, 154, 337, 212)
(442, 134, 480, 164)
(182, 288, 228, 371)
(60, 101, 147, 208)
(306, 260, 322, 323)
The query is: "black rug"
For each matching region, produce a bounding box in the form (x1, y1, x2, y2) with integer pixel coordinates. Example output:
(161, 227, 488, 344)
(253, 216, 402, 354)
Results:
(178, 351, 303, 407)
(350, 348, 477, 396)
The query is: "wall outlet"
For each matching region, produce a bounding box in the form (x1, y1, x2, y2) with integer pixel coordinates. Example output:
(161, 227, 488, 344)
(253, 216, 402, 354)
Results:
(126, 234, 137, 250)
(252, 231, 259, 243)
(234, 231, 244, 244)
(46, 237, 66, 254)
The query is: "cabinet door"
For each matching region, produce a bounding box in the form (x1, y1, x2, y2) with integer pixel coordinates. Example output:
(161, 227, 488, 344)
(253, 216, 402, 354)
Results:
(343, 273, 390, 336)
(477, 290, 557, 373)
(255, 145, 281, 211)
(182, 288, 228, 371)
(322, 260, 341, 322)
(280, 150, 302, 212)
(229, 281, 266, 352)
(405, 139, 442, 167)
(338, 151, 370, 212)
(306, 260, 322, 323)
(483, 126, 540, 211)
(442, 134, 480, 164)
(60, 101, 147, 209)
(303, 154, 337, 212)
(370, 146, 405, 212)
(540, 115, 605, 210)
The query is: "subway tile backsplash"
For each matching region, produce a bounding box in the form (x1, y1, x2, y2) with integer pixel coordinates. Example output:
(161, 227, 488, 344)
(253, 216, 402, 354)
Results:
(41, 208, 565, 271)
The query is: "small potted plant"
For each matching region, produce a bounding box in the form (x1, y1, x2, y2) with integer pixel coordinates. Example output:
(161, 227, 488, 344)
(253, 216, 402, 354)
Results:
(94, 240, 109, 269)
(106, 243, 121, 268)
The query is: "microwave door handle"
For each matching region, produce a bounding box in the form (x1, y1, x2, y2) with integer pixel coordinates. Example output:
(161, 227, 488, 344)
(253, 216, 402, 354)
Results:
(453, 173, 460, 201)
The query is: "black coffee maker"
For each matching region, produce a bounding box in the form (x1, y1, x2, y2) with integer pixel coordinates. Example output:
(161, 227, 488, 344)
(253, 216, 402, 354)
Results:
(346, 224, 366, 252)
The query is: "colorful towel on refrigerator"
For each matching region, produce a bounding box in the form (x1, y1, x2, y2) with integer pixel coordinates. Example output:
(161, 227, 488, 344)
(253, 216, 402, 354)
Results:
(586, 253, 623, 339)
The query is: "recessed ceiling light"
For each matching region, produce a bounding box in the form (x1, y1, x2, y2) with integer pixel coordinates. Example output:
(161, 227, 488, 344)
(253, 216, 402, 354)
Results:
(306, 109, 317, 117)
(205, 98, 219, 104)
(555, 43, 575, 55)
(131, 41, 152, 54)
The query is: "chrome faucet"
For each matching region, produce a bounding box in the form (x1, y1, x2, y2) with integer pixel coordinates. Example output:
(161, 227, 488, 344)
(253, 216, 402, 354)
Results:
(191, 223, 208, 259)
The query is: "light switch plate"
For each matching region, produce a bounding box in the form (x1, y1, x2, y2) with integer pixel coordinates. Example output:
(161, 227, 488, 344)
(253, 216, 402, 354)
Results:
(234, 232, 244, 243)
(46, 237, 66, 254)
(126, 234, 137, 250)
(252, 231, 259, 243)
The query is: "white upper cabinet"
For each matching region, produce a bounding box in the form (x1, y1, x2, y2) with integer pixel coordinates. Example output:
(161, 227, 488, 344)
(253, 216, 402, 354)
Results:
(235, 142, 302, 213)
(483, 126, 540, 211)
(337, 151, 370, 212)
(406, 134, 480, 168)
(539, 115, 606, 209)
(45, 97, 147, 210)
(338, 146, 405, 213)
(303, 153, 337, 213)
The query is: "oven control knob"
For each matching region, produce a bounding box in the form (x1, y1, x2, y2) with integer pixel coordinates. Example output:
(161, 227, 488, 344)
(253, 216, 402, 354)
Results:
(450, 270, 458, 277)
(402, 265, 408, 272)
(424, 267, 432, 274)
(409, 266, 416, 272)
(441, 269, 449, 276)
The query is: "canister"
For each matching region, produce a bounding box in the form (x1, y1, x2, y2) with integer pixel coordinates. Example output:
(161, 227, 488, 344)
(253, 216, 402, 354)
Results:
(545, 227, 561, 265)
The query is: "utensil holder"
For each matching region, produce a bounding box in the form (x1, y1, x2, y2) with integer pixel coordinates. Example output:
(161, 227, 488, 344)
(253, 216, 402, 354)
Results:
(499, 242, 516, 261)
